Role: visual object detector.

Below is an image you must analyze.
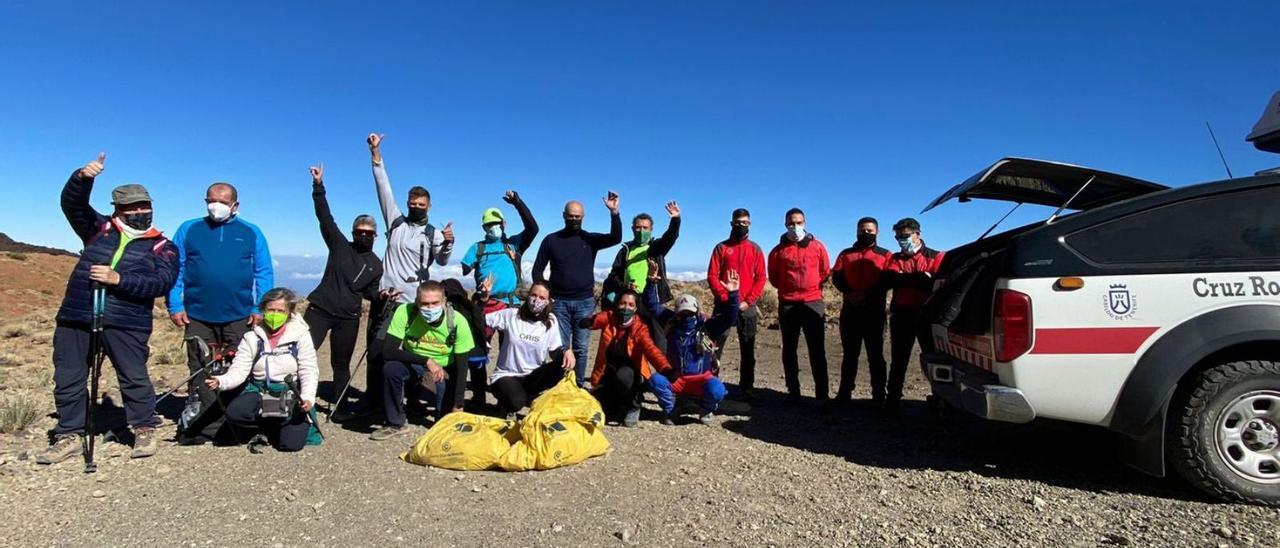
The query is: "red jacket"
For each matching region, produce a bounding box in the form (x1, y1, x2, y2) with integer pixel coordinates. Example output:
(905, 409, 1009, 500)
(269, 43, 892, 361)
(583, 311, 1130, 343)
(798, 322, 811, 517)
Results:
(887, 244, 945, 308)
(708, 237, 767, 306)
(767, 234, 831, 303)
(832, 244, 893, 306)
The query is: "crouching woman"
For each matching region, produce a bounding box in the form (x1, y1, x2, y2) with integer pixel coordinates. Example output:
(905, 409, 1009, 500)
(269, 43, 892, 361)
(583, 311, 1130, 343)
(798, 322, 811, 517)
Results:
(580, 290, 672, 427)
(205, 288, 319, 452)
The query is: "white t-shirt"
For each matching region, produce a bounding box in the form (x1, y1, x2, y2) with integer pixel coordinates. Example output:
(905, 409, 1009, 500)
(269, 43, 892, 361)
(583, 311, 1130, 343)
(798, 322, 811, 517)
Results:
(485, 308, 563, 383)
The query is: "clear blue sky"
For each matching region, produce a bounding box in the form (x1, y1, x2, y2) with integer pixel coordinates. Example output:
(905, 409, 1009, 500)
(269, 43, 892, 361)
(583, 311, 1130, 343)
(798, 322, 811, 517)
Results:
(2, 2, 1277, 272)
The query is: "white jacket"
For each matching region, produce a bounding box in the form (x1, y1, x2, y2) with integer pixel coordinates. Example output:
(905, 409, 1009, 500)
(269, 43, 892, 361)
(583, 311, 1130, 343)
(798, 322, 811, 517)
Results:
(214, 315, 319, 403)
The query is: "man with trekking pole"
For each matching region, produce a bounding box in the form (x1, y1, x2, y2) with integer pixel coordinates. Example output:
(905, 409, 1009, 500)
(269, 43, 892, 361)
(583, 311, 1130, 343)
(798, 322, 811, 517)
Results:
(38, 153, 179, 467)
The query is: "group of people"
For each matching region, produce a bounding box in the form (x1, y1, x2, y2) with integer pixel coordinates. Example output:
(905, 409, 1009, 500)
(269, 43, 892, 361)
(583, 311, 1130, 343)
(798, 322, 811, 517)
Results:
(38, 133, 943, 463)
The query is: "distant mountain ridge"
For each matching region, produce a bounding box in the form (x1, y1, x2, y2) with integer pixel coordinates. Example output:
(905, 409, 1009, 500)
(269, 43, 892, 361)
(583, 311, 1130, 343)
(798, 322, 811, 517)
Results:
(0, 233, 77, 257)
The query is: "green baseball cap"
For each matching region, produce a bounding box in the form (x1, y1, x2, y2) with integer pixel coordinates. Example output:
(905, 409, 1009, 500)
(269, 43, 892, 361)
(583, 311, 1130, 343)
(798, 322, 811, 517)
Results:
(482, 208, 504, 225)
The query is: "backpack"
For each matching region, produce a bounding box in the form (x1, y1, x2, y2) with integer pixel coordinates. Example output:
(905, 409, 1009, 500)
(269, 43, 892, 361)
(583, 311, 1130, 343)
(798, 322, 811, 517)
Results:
(473, 239, 523, 297)
(665, 316, 720, 376)
(388, 217, 438, 274)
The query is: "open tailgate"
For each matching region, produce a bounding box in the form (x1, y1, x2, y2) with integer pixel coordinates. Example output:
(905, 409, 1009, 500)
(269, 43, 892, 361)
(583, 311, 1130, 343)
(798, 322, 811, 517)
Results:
(1247, 90, 1280, 153)
(923, 157, 1166, 213)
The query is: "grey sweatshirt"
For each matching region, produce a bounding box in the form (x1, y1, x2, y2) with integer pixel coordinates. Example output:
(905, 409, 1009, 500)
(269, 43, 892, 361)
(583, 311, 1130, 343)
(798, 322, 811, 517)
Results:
(373, 160, 453, 303)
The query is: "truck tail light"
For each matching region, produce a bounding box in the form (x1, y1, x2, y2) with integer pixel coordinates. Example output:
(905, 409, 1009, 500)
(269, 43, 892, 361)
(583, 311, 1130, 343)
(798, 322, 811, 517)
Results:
(994, 289, 1033, 362)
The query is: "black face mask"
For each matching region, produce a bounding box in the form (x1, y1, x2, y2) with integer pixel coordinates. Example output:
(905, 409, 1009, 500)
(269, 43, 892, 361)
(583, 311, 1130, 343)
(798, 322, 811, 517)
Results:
(856, 233, 876, 247)
(407, 207, 428, 223)
(122, 212, 152, 231)
(353, 234, 375, 252)
(731, 225, 749, 240)
(564, 219, 582, 232)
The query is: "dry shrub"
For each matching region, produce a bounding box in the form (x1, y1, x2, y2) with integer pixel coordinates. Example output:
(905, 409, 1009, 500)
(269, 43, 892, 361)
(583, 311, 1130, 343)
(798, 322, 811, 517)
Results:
(5, 252, 28, 262)
(0, 351, 23, 367)
(0, 321, 33, 339)
(0, 394, 43, 433)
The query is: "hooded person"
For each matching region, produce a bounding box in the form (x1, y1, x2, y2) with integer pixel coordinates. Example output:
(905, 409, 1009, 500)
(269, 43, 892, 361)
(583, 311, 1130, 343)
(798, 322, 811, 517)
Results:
(206, 288, 322, 452)
(643, 270, 741, 425)
(38, 153, 179, 465)
(303, 163, 383, 405)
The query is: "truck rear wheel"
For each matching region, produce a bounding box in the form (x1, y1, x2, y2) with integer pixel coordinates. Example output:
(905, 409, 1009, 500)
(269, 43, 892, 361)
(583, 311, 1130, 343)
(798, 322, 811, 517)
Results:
(1172, 360, 1280, 506)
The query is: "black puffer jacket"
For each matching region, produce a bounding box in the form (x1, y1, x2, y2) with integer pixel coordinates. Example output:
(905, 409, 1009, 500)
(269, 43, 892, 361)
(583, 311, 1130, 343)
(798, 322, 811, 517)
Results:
(306, 183, 383, 319)
(57, 171, 179, 332)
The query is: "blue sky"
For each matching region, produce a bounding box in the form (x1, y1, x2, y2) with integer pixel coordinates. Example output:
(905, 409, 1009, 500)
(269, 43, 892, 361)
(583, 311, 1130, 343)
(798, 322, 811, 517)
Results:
(2, 2, 1277, 280)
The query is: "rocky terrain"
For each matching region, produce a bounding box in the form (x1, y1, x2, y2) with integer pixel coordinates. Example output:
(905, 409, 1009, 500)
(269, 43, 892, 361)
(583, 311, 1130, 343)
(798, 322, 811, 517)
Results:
(0, 251, 1276, 547)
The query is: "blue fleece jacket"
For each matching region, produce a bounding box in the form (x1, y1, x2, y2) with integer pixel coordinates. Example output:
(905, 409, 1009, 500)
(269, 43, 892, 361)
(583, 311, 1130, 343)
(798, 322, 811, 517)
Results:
(166, 216, 273, 323)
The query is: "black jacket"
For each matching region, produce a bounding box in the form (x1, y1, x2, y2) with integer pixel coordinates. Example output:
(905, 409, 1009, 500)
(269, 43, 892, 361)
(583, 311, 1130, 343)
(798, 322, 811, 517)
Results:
(57, 171, 179, 332)
(306, 183, 383, 319)
(602, 216, 681, 307)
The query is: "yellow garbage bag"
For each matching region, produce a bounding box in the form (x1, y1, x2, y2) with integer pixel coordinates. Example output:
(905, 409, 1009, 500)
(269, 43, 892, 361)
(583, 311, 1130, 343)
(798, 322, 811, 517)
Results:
(401, 412, 516, 470)
(497, 372, 610, 471)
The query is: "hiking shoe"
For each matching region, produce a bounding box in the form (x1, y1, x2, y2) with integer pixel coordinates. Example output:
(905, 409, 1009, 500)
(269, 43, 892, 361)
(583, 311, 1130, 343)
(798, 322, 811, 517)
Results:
(36, 434, 83, 465)
(370, 424, 410, 441)
(699, 413, 715, 426)
(623, 408, 641, 428)
(330, 405, 374, 423)
(247, 433, 271, 454)
(660, 415, 675, 426)
(130, 427, 159, 459)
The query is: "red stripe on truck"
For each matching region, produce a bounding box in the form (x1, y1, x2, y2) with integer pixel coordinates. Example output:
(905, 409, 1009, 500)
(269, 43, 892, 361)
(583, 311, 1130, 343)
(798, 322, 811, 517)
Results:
(1030, 327, 1159, 355)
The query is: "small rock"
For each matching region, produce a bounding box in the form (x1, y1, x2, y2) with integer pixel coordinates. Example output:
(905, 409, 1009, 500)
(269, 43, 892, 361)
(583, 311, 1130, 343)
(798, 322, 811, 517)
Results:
(615, 528, 635, 543)
(91, 490, 106, 498)
(1212, 526, 1234, 539)
(454, 474, 466, 481)
(312, 502, 326, 512)
(1032, 496, 1046, 510)
(285, 492, 298, 502)
(157, 465, 172, 475)
(552, 523, 564, 533)
(471, 486, 482, 493)
(17, 450, 29, 461)
(1101, 533, 1132, 546)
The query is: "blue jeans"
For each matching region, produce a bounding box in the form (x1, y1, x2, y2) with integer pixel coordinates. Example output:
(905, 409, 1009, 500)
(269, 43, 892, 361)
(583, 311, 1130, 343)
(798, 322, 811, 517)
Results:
(553, 297, 595, 382)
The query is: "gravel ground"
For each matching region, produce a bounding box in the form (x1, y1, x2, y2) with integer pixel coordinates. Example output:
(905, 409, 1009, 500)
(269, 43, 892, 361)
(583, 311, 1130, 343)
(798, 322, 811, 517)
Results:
(2, 326, 1278, 548)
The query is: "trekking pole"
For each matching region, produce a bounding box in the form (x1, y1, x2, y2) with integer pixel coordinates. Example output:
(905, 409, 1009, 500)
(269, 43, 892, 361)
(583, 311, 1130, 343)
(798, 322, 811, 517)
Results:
(327, 347, 368, 423)
(83, 277, 108, 474)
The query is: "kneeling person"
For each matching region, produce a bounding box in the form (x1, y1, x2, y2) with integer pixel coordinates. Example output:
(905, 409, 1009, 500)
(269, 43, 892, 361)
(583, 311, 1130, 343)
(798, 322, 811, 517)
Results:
(373, 281, 476, 440)
(206, 288, 319, 453)
(644, 271, 740, 425)
(479, 281, 574, 420)
(582, 291, 672, 427)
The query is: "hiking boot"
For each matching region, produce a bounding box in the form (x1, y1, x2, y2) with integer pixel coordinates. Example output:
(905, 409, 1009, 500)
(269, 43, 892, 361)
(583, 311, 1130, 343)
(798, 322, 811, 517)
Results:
(660, 415, 675, 426)
(36, 434, 83, 465)
(699, 413, 715, 426)
(130, 426, 159, 459)
(248, 433, 271, 454)
(370, 424, 410, 441)
(623, 408, 641, 427)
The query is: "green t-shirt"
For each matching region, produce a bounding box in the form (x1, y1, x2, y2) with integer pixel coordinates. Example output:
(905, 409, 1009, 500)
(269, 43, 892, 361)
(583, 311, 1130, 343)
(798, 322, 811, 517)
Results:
(624, 244, 650, 293)
(384, 304, 476, 367)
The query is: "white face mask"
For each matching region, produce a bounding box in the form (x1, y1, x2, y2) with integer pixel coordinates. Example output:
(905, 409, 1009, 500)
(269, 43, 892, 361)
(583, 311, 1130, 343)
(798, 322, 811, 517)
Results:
(207, 202, 234, 223)
(485, 225, 503, 240)
(787, 224, 806, 241)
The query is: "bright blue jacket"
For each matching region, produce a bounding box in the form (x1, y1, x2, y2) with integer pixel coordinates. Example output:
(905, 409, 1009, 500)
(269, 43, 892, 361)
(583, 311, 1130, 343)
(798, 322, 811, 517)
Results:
(166, 216, 273, 323)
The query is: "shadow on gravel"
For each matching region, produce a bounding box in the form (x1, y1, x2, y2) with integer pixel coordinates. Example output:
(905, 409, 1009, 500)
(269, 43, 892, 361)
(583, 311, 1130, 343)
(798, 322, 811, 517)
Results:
(719, 388, 1207, 503)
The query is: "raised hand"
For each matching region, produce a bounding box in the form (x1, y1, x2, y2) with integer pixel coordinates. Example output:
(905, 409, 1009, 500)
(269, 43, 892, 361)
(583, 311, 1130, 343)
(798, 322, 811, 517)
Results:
(309, 163, 324, 185)
(666, 200, 681, 218)
(441, 221, 454, 242)
(367, 133, 385, 164)
(603, 191, 620, 213)
(80, 152, 106, 179)
(647, 259, 661, 282)
(723, 269, 741, 293)
(503, 190, 520, 204)
(479, 272, 496, 295)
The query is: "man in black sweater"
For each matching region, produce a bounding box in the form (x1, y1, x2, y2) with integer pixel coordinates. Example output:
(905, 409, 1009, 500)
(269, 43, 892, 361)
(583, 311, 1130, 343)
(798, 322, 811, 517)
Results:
(304, 164, 383, 405)
(532, 192, 622, 386)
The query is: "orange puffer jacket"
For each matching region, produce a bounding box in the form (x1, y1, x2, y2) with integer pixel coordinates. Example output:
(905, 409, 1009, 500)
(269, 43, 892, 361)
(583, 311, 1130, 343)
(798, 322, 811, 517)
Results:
(588, 310, 672, 386)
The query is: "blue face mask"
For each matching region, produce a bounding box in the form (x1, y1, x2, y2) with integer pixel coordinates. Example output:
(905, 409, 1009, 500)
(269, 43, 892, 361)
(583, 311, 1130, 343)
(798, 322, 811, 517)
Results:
(897, 237, 917, 254)
(678, 315, 698, 332)
(485, 225, 503, 240)
(420, 305, 444, 323)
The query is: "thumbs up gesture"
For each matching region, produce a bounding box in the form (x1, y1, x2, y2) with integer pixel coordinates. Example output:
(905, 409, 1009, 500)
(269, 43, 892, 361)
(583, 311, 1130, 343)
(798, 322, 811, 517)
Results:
(80, 152, 106, 179)
(441, 221, 454, 242)
(309, 163, 324, 185)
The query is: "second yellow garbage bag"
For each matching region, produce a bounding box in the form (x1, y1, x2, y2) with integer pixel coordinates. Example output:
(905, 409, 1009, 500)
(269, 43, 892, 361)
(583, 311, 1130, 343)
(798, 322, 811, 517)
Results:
(401, 412, 516, 471)
(498, 372, 610, 471)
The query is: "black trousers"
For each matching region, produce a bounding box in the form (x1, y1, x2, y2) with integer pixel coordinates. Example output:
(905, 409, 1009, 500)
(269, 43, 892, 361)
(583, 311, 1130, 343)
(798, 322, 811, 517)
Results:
(779, 301, 829, 400)
(382, 360, 467, 426)
(52, 323, 161, 435)
(837, 302, 888, 401)
(888, 305, 927, 402)
(303, 305, 360, 403)
(715, 304, 759, 391)
(356, 296, 394, 412)
(595, 362, 644, 420)
(490, 363, 565, 414)
(224, 390, 310, 452)
(182, 318, 249, 441)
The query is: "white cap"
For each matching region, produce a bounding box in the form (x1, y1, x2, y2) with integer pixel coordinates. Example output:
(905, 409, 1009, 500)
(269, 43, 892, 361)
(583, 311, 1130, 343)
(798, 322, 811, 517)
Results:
(675, 294, 699, 314)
